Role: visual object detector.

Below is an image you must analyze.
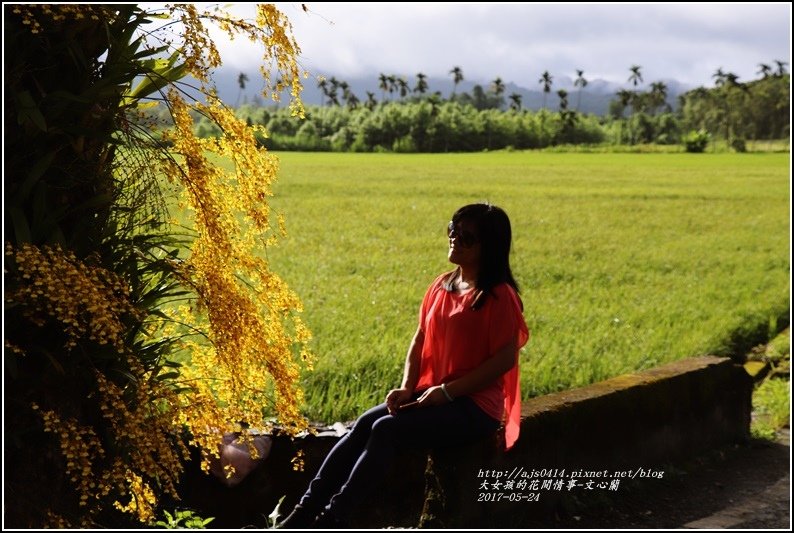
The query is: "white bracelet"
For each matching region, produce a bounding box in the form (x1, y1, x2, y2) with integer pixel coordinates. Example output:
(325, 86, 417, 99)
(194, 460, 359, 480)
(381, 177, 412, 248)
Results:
(441, 383, 454, 402)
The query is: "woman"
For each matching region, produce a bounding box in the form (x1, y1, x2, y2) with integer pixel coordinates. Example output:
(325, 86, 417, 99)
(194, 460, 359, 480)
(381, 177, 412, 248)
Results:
(278, 203, 529, 528)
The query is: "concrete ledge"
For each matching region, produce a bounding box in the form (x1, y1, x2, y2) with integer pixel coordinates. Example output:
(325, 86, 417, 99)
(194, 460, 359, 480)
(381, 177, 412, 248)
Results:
(177, 356, 752, 528)
(516, 355, 751, 465)
(422, 355, 752, 528)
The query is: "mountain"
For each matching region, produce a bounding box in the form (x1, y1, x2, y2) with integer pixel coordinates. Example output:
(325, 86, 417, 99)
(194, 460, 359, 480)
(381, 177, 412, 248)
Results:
(211, 68, 693, 115)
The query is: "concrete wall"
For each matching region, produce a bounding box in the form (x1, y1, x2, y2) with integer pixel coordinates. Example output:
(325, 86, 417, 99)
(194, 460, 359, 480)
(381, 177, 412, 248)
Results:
(178, 355, 751, 528)
(422, 355, 752, 528)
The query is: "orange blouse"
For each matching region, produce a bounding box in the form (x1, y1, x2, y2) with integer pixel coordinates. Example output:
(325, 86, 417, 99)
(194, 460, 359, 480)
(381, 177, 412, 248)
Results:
(415, 274, 530, 450)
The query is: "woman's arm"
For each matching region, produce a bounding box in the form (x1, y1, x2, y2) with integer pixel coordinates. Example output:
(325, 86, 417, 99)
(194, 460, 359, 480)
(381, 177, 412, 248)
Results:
(385, 326, 425, 414)
(416, 336, 517, 407)
(401, 326, 424, 390)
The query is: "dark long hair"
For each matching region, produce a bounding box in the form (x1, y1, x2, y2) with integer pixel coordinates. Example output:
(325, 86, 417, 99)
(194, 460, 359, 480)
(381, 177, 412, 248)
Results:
(443, 203, 521, 310)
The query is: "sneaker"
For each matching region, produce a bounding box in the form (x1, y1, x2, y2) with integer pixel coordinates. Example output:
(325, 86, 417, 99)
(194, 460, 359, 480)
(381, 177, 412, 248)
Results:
(312, 510, 348, 529)
(275, 504, 318, 529)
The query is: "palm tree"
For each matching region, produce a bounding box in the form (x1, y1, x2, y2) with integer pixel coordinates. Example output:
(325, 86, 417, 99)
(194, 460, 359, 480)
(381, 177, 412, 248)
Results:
(615, 89, 633, 119)
(365, 91, 377, 110)
(649, 81, 668, 115)
(327, 87, 339, 106)
(378, 73, 389, 101)
(757, 63, 773, 79)
(346, 92, 359, 110)
(450, 66, 464, 98)
(387, 74, 397, 100)
(632, 91, 652, 116)
(327, 76, 340, 106)
(397, 77, 409, 100)
(719, 72, 743, 143)
(471, 85, 488, 110)
(613, 88, 633, 144)
(627, 65, 643, 88)
(317, 77, 329, 106)
(774, 59, 788, 76)
(539, 71, 553, 109)
(560, 110, 577, 135)
(414, 73, 428, 95)
(491, 77, 505, 97)
(339, 81, 353, 106)
(651, 81, 669, 114)
(557, 89, 569, 112)
(236, 72, 249, 107)
(427, 92, 442, 118)
(574, 69, 588, 111)
(557, 89, 576, 140)
(712, 67, 727, 87)
(626, 65, 644, 143)
(508, 93, 522, 111)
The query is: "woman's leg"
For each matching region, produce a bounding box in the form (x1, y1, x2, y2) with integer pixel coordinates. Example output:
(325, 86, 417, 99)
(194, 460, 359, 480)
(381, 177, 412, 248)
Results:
(296, 402, 391, 512)
(324, 397, 499, 520)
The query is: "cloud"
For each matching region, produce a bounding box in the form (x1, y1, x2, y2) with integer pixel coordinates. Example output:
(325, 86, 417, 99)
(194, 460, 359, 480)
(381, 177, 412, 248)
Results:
(209, 3, 790, 88)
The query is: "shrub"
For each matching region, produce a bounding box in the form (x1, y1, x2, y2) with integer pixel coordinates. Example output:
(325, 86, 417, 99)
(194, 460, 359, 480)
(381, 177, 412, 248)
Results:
(731, 138, 747, 153)
(683, 129, 710, 153)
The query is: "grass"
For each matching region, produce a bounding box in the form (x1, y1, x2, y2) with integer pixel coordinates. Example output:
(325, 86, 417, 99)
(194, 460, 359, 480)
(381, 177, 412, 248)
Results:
(764, 328, 791, 364)
(751, 378, 791, 440)
(539, 138, 790, 154)
(215, 151, 790, 423)
(750, 329, 790, 440)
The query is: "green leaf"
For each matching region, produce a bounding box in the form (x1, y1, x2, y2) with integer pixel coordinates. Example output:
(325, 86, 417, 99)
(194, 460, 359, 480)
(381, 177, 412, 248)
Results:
(46, 90, 92, 104)
(15, 91, 47, 131)
(122, 50, 189, 106)
(15, 150, 56, 203)
(268, 495, 286, 528)
(7, 207, 32, 245)
(45, 352, 66, 375)
(131, 44, 168, 61)
(29, 183, 66, 244)
(136, 101, 160, 111)
(68, 193, 114, 214)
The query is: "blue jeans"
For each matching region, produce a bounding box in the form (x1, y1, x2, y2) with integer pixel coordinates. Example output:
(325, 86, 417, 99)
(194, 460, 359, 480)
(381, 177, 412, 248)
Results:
(298, 394, 500, 519)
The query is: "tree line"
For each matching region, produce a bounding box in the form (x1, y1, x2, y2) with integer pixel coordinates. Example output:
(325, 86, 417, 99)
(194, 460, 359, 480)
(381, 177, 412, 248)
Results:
(208, 62, 789, 153)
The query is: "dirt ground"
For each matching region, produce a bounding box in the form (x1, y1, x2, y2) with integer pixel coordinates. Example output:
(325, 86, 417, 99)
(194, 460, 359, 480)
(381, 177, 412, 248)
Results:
(546, 428, 790, 529)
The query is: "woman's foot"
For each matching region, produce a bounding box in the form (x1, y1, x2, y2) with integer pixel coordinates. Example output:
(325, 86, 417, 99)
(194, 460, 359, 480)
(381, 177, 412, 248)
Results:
(312, 509, 348, 529)
(275, 504, 318, 529)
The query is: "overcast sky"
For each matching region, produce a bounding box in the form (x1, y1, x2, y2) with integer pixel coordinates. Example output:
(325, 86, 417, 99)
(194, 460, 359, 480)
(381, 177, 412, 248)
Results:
(210, 2, 791, 90)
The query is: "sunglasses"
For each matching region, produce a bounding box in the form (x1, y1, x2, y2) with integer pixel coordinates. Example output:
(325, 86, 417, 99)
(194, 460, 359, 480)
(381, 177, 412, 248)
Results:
(447, 221, 479, 247)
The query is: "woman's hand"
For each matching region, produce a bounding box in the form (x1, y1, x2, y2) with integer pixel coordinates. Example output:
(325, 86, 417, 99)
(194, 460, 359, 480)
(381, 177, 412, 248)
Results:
(386, 387, 414, 415)
(415, 385, 450, 407)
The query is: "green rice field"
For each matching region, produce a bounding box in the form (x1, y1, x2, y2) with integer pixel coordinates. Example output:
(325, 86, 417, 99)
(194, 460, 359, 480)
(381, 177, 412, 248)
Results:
(258, 151, 790, 422)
